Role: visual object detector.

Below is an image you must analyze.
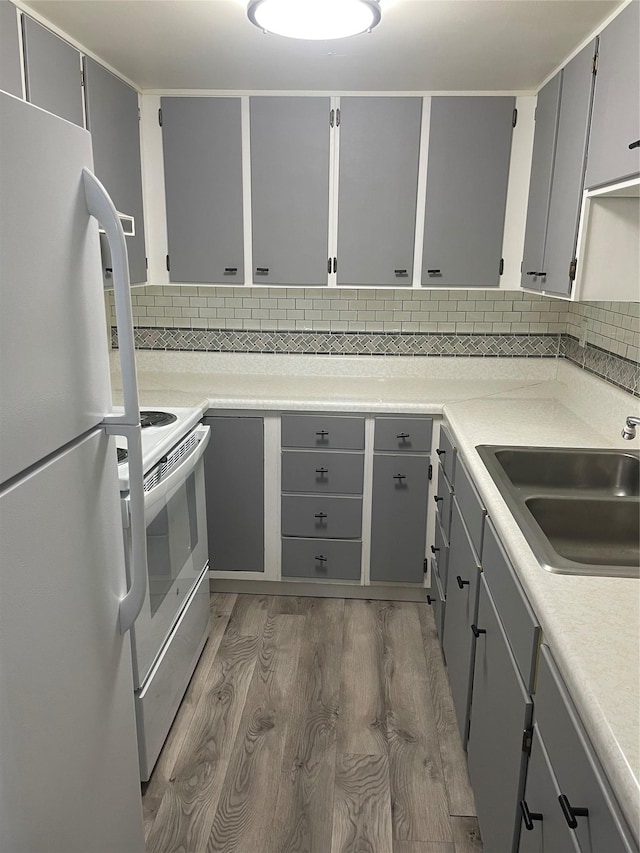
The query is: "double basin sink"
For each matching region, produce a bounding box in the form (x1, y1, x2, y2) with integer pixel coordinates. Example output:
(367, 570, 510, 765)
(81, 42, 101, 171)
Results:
(477, 446, 640, 578)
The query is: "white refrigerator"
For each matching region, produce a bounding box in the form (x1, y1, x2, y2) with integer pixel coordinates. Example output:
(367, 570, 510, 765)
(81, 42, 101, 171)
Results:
(0, 91, 146, 852)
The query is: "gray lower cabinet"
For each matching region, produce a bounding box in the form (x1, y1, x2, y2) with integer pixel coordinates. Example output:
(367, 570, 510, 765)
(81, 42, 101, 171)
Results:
(203, 415, 264, 573)
(467, 576, 533, 853)
(0, 1, 21, 97)
(162, 97, 244, 283)
(282, 538, 361, 580)
(442, 499, 482, 747)
(422, 96, 514, 287)
(83, 58, 146, 285)
(585, 0, 640, 189)
(370, 454, 430, 583)
(336, 97, 422, 286)
(250, 97, 331, 286)
(22, 15, 83, 126)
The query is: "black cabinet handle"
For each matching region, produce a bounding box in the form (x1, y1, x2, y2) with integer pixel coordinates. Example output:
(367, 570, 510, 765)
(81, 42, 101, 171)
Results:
(427, 595, 435, 605)
(431, 545, 439, 554)
(427, 269, 441, 275)
(314, 512, 328, 519)
(394, 269, 408, 277)
(558, 794, 588, 829)
(456, 576, 470, 589)
(471, 624, 486, 638)
(436, 448, 445, 457)
(315, 467, 329, 474)
(393, 474, 406, 481)
(629, 140, 640, 150)
(316, 430, 329, 437)
(520, 799, 543, 831)
(526, 270, 546, 277)
(224, 267, 238, 274)
(434, 495, 443, 503)
(255, 267, 269, 275)
(314, 555, 327, 562)
(396, 432, 410, 439)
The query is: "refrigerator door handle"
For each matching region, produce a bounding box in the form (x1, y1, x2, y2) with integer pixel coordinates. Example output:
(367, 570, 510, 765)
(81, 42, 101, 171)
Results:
(82, 167, 140, 429)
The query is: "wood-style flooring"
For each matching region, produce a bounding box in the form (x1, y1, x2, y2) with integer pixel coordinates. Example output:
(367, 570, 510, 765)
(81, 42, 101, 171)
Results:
(142, 594, 483, 853)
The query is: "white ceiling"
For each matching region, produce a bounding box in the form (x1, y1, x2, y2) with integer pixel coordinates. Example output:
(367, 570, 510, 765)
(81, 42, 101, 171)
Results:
(23, 0, 622, 92)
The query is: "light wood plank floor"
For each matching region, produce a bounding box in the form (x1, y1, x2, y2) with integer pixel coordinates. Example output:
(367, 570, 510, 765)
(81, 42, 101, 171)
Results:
(143, 594, 483, 853)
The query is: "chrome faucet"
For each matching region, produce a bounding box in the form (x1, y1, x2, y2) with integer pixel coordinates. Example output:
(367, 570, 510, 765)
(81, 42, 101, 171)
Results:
(621, 416, 640, 440)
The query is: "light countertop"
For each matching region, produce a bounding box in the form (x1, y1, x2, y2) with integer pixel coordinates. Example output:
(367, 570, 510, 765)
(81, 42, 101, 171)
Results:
(113, 350, 640, 839)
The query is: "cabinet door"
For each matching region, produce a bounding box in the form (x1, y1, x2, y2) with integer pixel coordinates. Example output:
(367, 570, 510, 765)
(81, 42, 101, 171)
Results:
(203, 416, 264, 573)
(250, 97, 330, 285)
(467, 578, 533, 853)
(543, 40, 596, 296)
(22, 16, 83, 126)
(520, 74, 562, 291)
(442, 500, 481, 747)
(422, 96, 514, 287)
(337, 97, 422, 286)
(370, 454, 429, 583)
(83, 58, 146, 285)
(518, 728, 582, 853)
(585, 1, 640, 188)
(162, 97, 244, 283)
(0, 1, 22, 97)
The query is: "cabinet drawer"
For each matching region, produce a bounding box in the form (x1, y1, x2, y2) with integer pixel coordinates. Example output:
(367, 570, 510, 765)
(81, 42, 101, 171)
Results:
(374, 417, 433, 452)
(434, 473, 454, 540)
(534, 646, 636, 853)
(281, 414, 364, 450)
(281, 538, 361, 580)
(432, 515, 450, 591)
(482, 519, 540, 693)
(436, 423, 457, 486)
(455, 457, 486, 560)
(281, 451, 364, 494)
(282, 495, 362, 539)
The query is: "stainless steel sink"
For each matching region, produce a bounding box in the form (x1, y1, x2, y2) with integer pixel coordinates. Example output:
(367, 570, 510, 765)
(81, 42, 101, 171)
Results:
(477, 446, 640, 578)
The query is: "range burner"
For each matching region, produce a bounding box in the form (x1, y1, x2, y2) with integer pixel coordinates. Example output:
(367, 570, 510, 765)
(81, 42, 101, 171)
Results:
(117, 448, 128, 464)
(140, 411, 178, 429)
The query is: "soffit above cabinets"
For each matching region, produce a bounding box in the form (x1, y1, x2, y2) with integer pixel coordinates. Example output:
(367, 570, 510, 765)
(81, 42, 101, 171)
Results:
(22, 0, 622, 92)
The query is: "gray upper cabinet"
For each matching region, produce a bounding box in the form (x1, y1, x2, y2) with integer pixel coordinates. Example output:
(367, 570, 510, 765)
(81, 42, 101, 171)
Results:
(22, 16, 83, 126)
(585, 1, 640, 188)
(0, 1, 22, 97)
(83, 58, 146, 285)
(337, 97, 422, 287)
(520, 74, 562, 291)
(250, 97, 330, 286)
(422, 96, 514, 287)
(162, 97, 244, 283)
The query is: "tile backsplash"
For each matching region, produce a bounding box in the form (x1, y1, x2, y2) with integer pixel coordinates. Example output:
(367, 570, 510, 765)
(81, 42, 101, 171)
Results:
(108, 288, 640, 395)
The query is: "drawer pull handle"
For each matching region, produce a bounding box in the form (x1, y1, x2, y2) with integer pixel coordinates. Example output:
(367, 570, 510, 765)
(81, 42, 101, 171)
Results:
(471, 624, 486, 638)
(394, 268, 408, 276)
(430, 545, 439, 554)
(558, 794, 588, 829)
(316, 430, 329, 437)
(393, 474, 406, 481)
(224, 267, 238, 274)
(396, 432, 410, 439)
(256, 266, 269, 274)
(456, 575, 470, 589)
(434, 495, 443, 503)
(629, 139, 640, 150)
(436, 448, 445, 456)
(520, 799, 543, 831)
(314, 512, 328, 519)
(427, 594, 435, 605)
(315, 467, 329, 474)
(315, 555, 328, 562)
(427, 269, 441, 275)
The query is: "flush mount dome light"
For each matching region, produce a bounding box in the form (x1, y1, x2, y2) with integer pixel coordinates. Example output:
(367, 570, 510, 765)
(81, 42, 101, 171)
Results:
(247, 0, 382, 40)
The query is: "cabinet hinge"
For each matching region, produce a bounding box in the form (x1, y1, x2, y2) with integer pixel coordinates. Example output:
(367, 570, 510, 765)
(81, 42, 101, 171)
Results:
(138, 106, 141, 121)
(336, 107, 341, 127)
(166, 254, 170, 272)
(428, 463, 433, 480)
(80, 67, 85, 87)
(158, 108, 163, 127)
(592, 51, 599, 75)
(569, 259, 577, 281)
(330, 108, 335, 128)
(522, 727, 533, 755)
(423, 557, 429, 574)
(499, 258, 504, 276)
(512, 107, 518, 128)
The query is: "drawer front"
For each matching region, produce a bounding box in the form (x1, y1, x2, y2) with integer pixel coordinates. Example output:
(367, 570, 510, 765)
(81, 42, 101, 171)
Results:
(534, 646, 636, 853)
(433, 515, 450, 591)
(482, 519, 540, 693)
(281, 538, 361, 580)
(374, 417, 433, 452)
(282, 495, 362, 539)
(436, 423, 457, 485)
(455, 457, 486, 560)
(281, 451, 364, 494)
(435, 473, 454, 540)
(281, 414, 365, 450)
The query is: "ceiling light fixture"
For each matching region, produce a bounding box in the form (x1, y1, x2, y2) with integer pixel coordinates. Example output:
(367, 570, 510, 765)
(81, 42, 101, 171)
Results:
(247, 0, 382, 40)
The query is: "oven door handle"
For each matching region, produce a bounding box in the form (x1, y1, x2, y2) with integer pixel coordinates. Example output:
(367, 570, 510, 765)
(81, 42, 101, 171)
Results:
(144, 425, 211, 515)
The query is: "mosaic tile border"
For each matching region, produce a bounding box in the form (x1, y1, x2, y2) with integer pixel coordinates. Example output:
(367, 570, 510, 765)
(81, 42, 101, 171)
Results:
(561, 335, 640, 397)
(113, 327, 561, 359)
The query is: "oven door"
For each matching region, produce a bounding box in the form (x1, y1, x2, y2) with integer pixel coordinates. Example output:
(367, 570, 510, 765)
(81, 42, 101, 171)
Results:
(127, 424, 210, 688)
